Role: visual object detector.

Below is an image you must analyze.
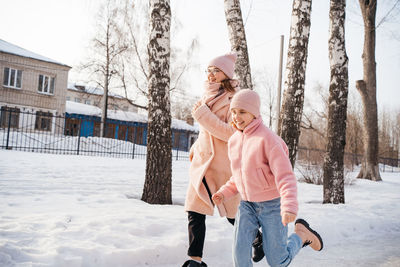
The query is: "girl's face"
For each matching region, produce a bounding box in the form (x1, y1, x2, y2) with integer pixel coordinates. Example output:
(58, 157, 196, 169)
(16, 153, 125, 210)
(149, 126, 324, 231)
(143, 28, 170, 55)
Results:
(231, 108, 255, 130)
(207, 66, 227, 83)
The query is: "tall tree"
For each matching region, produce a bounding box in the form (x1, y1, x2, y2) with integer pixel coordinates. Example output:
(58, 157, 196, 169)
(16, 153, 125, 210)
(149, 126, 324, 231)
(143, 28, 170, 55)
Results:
(356, 0, 381, 181)
(224, 0, 253, 89)
(80, 0, 128, 137)
(278, 0, 312, 167)
(141, 0, 172, 204)
(323, 0, 349, 204)
(115, 0, 198, 113)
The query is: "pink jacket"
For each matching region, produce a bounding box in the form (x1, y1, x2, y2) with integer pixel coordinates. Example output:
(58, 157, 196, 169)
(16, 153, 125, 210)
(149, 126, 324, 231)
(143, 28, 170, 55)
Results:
(217, 117, 298, 216)
(185, 88, 240, 218)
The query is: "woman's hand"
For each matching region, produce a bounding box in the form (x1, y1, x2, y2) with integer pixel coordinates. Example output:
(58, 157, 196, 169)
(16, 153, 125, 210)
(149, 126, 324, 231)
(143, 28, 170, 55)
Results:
(282, 212, 296, 226)
(192, 100, 203, 115)
(212, 192, 224, 205)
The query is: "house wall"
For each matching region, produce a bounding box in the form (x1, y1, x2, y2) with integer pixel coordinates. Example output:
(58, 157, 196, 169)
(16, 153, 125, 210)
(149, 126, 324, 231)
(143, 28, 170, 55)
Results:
(67, 89, 139, 113)
(0, 52, 70, 115)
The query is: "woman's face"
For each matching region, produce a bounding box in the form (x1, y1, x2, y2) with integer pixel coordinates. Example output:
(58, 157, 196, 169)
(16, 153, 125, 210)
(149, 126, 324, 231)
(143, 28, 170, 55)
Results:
(207, 66, 227, 83)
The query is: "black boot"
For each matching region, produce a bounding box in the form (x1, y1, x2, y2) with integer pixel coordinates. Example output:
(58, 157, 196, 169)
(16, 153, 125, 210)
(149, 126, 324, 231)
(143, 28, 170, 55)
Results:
(252, 231, 265, 262)
(182, 259, 208, 267)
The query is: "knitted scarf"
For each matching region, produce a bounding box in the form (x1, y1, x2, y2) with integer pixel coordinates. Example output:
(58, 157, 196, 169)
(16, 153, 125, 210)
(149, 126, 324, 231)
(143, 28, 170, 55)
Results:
(202, 80, 239, 110)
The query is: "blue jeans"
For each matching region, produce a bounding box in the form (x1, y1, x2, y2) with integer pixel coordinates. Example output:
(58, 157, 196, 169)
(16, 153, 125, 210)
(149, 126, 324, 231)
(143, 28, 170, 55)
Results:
(233, 198, 303, 267)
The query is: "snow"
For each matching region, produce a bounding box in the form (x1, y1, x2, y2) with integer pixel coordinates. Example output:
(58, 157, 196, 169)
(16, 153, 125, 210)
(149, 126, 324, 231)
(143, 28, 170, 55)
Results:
(1, 150, 400, 267)
(65, 101, 198, 132)
(67, 83, 125, 99)
(66, 101, 102, 117)
(0, 39, 69, 67)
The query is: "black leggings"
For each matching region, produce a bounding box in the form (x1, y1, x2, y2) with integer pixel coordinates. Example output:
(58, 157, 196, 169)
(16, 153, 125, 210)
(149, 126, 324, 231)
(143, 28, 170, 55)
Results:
(187, 178, 235, 257)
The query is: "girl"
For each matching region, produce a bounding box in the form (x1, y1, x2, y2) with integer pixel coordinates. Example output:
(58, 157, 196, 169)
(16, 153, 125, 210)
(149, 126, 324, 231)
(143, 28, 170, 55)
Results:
(183, 53, 263, 267)
(212, 89, 323, 267)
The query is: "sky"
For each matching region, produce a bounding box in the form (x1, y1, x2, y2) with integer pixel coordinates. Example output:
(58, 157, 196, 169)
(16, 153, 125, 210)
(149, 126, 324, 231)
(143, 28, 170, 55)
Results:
(1, 149, 400, 266)
(1, 0, 399, 110)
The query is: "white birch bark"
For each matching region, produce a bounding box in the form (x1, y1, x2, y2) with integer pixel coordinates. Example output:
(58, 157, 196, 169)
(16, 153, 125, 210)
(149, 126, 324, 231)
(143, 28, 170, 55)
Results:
(323, 0, 349, 204)
(278, 0, 312, 167)
(224, 0, 253, 89)
(142, 0, 172, 204)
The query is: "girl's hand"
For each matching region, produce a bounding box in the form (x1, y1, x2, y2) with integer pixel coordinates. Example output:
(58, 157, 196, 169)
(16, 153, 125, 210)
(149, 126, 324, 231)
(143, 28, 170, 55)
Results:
(282, 212, 296, 226)
(189, 149, 194, 162)
(212, 192, 224, 205)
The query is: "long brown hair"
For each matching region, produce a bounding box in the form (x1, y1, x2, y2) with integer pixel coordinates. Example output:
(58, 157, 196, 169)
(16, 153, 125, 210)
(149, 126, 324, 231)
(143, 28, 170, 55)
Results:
(220, 79, 235, 93)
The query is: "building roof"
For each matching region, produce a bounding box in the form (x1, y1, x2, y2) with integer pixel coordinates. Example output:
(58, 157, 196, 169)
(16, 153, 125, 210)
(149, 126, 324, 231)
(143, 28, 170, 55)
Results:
(68, 83, 124, 99)
(0, 39, 70, 68)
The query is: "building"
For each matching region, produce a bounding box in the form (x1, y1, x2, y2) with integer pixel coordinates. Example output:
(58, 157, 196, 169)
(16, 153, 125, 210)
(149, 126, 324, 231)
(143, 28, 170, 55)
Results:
(0, 39, 71, 132)
(67, 83, 141, 113)
(65, 101, 198, 151)
(0, 39, 198, 153)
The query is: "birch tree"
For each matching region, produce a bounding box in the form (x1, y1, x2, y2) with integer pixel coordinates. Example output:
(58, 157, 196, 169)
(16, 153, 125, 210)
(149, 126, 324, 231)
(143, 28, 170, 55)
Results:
(141, 0, 172, 204)
(116, 0, 198, 112)
(323, 0, 349, 204)
(278, 0, 312, 167)
(356, 0, 381, 181)
(81, 0, 128, 137)
(224, 0, 253, 89)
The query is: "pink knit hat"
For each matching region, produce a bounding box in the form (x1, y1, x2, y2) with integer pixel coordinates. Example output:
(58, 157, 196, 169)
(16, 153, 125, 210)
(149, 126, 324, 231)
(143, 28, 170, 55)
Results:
(208, 52, 237, 79)
(230, 89, 260, 117)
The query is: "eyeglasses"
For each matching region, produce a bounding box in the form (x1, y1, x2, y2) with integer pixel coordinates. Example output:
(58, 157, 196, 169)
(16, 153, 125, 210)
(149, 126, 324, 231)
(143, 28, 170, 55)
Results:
(205, 68, 221, 75)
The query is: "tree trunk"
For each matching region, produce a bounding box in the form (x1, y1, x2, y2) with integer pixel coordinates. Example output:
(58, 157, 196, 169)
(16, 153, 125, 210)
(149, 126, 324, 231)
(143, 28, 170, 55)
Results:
(224, 0, 253, 89)
(141, 0, 172, 204)
(357, 0, 381, 181)
(101, 20, 111, 138)
(278, 0, 312, 168)
(323, 0, 349, 204)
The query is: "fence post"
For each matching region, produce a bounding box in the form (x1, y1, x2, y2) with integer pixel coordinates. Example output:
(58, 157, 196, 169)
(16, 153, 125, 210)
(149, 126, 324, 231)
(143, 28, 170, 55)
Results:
(132, 127, 136, 159)
(5, 109, 12, 150)
(77, 120, 82, 155)
(175, 136, 180, 161)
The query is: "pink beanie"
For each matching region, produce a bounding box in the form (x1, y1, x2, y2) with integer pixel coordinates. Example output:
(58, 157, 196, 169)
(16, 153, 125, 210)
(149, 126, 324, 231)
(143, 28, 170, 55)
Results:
(208, 52, 237, 79)
(230, 89, 260, 117)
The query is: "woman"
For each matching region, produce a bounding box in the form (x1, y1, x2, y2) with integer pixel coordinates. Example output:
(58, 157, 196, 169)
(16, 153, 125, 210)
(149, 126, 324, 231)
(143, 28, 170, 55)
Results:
(182, 53, 263, 267)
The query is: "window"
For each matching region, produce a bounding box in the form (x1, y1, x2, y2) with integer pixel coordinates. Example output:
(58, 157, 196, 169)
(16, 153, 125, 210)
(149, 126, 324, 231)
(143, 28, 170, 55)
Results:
(84, 100, 91, 105)
(134, 127, 144, 144)
(75, 98, 81, 103)
(93, 122, 101, 137)
(117, 125, 128, 140)
(38, 74, 55, 94)
(3, 67, 22, 88)
(173, 132, 181, 148)
(35, 111, 52, 131)
(66, 96, 71, 101)
(64, 118, 80, 136)
(0, 107, 20, 128)
(105, 123, 116, 138)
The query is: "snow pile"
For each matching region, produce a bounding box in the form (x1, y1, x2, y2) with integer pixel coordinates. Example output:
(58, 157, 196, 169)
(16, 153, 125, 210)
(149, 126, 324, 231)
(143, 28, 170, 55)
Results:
(0, 150, 399, 267)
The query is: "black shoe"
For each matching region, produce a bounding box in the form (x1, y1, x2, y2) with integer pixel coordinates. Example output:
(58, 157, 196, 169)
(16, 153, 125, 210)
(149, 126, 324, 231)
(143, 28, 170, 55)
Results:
(252, 231, 265, 262)
(182, 259, 208, 267)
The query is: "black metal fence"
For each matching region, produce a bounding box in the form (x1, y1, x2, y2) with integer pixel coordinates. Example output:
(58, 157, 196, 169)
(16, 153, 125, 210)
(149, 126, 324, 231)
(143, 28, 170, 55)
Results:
(1, 108, 399, 171)
(297, 146, 400, 173)
(0, 108, 189, 160)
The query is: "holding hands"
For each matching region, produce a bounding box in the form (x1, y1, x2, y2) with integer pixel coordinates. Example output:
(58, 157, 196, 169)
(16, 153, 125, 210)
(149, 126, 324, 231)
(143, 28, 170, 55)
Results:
(282, 212, 296, 226)
(212, 192, 224, 205)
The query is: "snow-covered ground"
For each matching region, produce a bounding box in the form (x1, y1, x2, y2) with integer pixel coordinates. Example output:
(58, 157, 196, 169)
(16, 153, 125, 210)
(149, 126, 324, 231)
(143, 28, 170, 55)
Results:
(0, 150, 399, 267)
